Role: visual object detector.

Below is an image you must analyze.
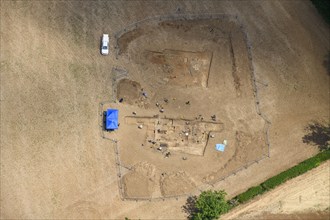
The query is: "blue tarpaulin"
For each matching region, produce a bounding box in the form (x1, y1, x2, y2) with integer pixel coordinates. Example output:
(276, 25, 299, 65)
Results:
(215, 144, 226, 152)
(106, 109, 119, 130)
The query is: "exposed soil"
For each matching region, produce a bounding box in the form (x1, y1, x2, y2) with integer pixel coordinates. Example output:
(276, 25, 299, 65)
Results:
(117, 78, 142, 105)
(118, 28, 144, 55)
(108, 16, 269, 198)
(144, 49, 213, 87)
(122, 162, 156, 198)
(254, 211, 330, 220)
(160, 171, 196, 196)
(1, 0, 329, 219)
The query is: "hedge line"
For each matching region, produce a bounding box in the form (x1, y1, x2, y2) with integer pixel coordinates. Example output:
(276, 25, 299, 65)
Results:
(236, 185, 264, 203)
(232, 149, 330, 205)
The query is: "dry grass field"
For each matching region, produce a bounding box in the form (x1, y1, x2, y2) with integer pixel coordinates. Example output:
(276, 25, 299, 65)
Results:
(1, 0, 329, 219)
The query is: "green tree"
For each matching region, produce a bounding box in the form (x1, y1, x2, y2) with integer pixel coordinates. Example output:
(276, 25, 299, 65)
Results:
(193, 190, 229, 220)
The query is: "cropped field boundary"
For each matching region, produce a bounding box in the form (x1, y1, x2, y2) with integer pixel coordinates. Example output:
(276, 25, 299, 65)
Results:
(100, 13, 272, 201)
(228, 150, 330, 210)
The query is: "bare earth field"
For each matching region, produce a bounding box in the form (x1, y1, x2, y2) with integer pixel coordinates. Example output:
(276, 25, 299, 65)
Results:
(1, 0, 329, 219)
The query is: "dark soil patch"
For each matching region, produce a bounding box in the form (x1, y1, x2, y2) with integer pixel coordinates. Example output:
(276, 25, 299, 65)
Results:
(118, 28, 144, 54)
(117, 79, 142, 105)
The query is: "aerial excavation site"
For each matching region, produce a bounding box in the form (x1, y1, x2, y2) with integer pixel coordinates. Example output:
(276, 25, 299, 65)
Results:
(1, 0, 329, 219)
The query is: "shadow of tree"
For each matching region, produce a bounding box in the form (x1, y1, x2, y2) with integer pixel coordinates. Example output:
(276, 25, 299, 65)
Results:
(303, 122, 330, 151)
(182, 195, 198, 219)
(323, 51, 330, 76)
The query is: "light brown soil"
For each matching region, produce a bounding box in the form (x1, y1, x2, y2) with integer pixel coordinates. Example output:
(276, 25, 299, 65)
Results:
(1, 0, 329, 219)
(160, 171, 196, 196)
(122, 162, 156, 198)
(254, 212, 330, 220)
(106, 15, 268, 198)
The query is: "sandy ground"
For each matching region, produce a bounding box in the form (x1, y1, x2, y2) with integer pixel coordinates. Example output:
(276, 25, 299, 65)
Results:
(110, 16, 268, 198)
(0, 0, 329, 219)
(222, 161, 330, 220)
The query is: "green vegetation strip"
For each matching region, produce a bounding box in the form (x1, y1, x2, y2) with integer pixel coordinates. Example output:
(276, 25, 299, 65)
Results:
(233, 149, 330, 205)
(188, 150, 330, 219)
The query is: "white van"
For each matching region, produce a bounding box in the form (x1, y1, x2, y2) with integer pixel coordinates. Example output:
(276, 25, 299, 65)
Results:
(101, 34, 109, 55)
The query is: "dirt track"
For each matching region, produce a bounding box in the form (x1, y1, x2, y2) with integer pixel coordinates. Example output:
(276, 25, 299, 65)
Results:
(1, 0, 329, 219)
(222, 161, 330, 219)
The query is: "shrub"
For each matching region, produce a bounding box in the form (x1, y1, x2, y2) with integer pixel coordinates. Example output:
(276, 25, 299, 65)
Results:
(192, 190, 229, 220)
(236, 185, 265, 203)
(183, 150, 330, 219)
(262, 150, 330, 190)
(233, 150, 330, 205)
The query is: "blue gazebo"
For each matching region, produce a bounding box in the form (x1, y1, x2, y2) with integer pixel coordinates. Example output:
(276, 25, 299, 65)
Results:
(105, 109, 119, 130)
